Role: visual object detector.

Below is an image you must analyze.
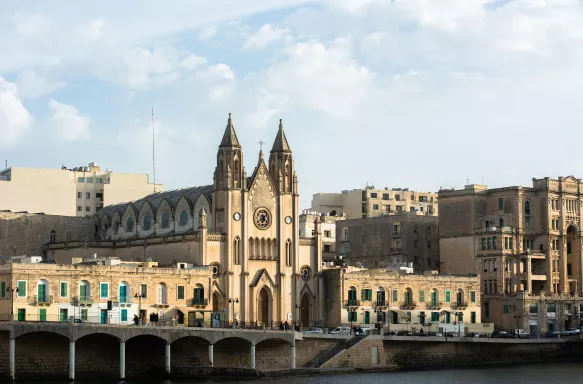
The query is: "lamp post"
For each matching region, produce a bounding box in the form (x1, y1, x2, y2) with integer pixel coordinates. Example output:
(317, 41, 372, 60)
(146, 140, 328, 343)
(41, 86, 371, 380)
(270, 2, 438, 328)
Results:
(456, 312, 462, 336)
(6, 287, 18, 320)
(134, 293, 145, 324)
(229, 298, 239, 329)
(514, 314, 522, 338)
(295, 304, 304, 330)
(374, 308, 383, 335)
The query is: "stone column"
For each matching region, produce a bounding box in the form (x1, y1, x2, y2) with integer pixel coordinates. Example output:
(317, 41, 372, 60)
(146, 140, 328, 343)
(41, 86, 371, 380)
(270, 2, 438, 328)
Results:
(120, 341, 126, 380)
(69, 341, 75, 381)
(527, 257, 533, 293)
(165, 343, 171, 375)
(250, 345, 256, 370)
(208, 344, 214, 367)
(9, 338, 15, 381)
(290, 344, 296, 369)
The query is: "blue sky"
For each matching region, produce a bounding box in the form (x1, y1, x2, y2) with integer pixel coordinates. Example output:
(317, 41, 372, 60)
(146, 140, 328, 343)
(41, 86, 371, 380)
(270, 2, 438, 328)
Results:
(1, 0, 583, 209)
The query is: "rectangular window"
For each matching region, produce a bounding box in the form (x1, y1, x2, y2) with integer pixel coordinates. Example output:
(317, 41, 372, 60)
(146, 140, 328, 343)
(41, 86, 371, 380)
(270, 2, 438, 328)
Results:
(0, 282, 5, 298)
(77, 177, 84, 182)
(86, 192, 91, 199)
(548, 303, 556, 312)
(87, 177, 94, 183)
(431, 312, 439, 322)
(419, 290, 425, 303)
(568, 263, 573, 275)
(481, 238, 486, 250)
(427, 241, 432, 250)
(413, 240, 418, 248)
(492, 237, 497, 250)
(471, 312, 476, 323)
(373, 204, 379, 210)
(81, 309, 88, 322)
(96, 178, 103, 183)
(17, 280, 26, 297)
(470, 291, 476, 302)
(348, 311, 357, 322)
(383, 193, 389, 200)
(77, 192, 82, 198)
(445, 290, 451, 303)
(487, 238, 492, 250)
(86, 206, 91, 212)
(503, 303, 509, 313)
(177, 285, 185, 300)
(121, 309, 128, 322)
(530, 303, 538, 314)
(498, 198, 504, 210)
(484, 302, 490, 318)
(60, 282, 68, 297)
(100, 282, 109, 299)
(140, 284, 147, 298)
(445, 312, 451, 324)
(17, 308, 25, 321)
(39, 308, 46, 322)
(370, 193, 377, 198)
(77, 206, 82, 212)
(392, 289, 398, 302)
(431, 290, 437, 306)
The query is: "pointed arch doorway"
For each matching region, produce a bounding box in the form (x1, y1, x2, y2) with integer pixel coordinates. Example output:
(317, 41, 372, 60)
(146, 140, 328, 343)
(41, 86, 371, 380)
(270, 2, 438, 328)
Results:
(301, 294, 311, 327)
(257, 287, 272, 326)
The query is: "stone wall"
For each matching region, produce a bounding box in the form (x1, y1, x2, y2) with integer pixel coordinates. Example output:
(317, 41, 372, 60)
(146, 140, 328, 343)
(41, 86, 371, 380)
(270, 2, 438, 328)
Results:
(295, 338, 340, 367)
(321, 337, 385, 368)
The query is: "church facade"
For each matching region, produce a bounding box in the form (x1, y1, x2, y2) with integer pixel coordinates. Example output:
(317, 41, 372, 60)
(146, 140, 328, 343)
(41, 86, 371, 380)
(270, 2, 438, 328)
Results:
(48, 115, 325, 327)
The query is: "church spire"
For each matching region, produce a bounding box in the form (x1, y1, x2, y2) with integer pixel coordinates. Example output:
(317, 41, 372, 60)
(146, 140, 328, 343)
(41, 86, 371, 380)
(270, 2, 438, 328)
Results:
(270, 119, 291, 153)
(219, 113, 241, 148)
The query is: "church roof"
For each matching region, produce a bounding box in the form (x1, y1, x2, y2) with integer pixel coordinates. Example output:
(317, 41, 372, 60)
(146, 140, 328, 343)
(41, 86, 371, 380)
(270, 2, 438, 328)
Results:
(270, 119, 291, 153)
(98, 184, 214, 217)
(219, 113, 241, 148)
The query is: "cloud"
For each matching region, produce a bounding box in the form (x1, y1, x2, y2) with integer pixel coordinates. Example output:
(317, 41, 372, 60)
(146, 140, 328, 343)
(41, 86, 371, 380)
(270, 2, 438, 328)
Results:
(49, 100, 91, 141)
(80, 18, 106, 42)
(197, 26, 218, 41)
(196, 63, 237, 99)
(11, 10, 50, 37)
(243, 24, 291, 50)
(16, 70, 66, 99)
(0, 78, 34, 148)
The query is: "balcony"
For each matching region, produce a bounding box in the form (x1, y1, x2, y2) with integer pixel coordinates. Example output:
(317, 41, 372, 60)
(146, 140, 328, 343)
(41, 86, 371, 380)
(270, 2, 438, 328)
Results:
(391, 247, 402, 254)
(451, 302, 467, 310)
(375, 300, 387, 307)
(426, 302, 443, 310)
(344, 300, 361, 307)
(77, 296, 94, 305)
(188, 298, 208, 307)
(114, 296, 133, 305)
(400, 301, 417, 310)
(391, 231, 401, 237)
(476, 226, 516, 234)
(29, 295, 53, 306)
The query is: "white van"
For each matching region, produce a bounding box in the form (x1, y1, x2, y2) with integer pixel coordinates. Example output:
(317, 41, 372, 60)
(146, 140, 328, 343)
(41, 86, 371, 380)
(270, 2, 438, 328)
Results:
(329, 326, 351, 335)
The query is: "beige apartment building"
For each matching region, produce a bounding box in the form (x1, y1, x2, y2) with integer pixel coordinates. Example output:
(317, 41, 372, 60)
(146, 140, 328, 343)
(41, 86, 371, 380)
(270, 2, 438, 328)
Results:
(0, 162, 162, 217)
(299, 210, 345, 262)
(323, 267, 489, 335)
(0, 258, 211, 325)
(336, 212, 439, 272)
(439, 176, 583, 334)
(311, 186, 438, 220)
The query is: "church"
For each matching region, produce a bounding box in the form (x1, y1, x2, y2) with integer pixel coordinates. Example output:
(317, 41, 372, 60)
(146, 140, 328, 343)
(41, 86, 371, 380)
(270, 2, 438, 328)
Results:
(49, 114, 325, 327)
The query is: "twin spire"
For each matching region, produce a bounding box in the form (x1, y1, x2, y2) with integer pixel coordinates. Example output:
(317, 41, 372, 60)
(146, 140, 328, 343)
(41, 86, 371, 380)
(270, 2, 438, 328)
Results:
(219, 113, 291, 153)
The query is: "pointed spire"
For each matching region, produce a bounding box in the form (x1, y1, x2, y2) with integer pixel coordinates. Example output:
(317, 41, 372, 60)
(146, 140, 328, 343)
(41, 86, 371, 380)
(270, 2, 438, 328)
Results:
(219, 113, 241, 148)
(270, 119, 291, 153)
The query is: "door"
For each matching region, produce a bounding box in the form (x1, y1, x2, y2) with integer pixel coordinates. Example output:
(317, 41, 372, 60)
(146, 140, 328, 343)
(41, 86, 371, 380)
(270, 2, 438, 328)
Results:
(119, 285, 127, 303)
(17, 308, 25, 321)
(60, 309, 68, 322)
(121, 309, 127, 322)
(39, 308, 46, 322)
(364, 311, 370, 324)
(38, 284, 46, 303)
(100, 309, 107, 324)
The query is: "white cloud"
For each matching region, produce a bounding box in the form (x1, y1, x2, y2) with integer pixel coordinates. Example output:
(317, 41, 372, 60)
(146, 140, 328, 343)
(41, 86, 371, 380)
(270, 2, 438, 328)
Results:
(197, 26, 218, 41)
(16, 70, 66, 99)
(0, 78, 34, 148)
(49, 100, 91, 141)
(181, 54, 207, 70)
(243, 24, 291, 50)
(80, 18, 106, 42)
(11, 11, 50, 37)
(196, 63, 237, 99)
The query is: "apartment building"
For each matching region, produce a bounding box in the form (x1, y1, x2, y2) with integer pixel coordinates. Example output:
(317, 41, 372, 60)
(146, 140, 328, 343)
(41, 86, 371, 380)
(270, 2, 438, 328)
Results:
(299, 210, 345, 262)
(439, 176, 583, 334)
(336, 212, 439, 272)
(0, 162, 162, 216)
(311, 186, 438, 220)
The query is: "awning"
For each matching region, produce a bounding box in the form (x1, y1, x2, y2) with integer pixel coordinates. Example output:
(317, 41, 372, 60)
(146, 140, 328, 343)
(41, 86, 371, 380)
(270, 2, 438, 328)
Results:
(390, 309, 410, 320)
(441, 309, 456, 314)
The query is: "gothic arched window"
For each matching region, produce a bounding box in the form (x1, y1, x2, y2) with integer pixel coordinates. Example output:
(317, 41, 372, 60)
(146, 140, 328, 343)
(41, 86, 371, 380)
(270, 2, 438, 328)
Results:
(234, 236, 241, 265)
(285, 239, 292, 266)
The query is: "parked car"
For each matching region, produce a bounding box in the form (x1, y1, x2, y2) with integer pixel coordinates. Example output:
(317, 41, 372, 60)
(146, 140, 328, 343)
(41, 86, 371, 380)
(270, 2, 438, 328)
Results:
(546, 330, 562, 337)
(492, 330, 512, 338)
(563, 328, 580, 336)
(513, 329, 530, 339)
(427, 331, 443, 337)
(328, 326, 351, 335)
(466, 332, 487, 338)
(396, 330, 413, 336)
(303, 327, 323, 334)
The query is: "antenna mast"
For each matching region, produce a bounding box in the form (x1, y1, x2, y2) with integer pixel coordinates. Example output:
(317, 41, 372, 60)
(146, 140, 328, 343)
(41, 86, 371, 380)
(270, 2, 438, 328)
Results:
(152, 108, 156, 193)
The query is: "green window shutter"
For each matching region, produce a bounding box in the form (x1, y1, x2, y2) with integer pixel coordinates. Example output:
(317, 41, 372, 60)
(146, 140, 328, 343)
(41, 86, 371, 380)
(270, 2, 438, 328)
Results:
(121, 309, 128, 322)
(17, 281, 26, 297)
(61, 282, 67, 297)
(503, 304, 509, 313)
(177, 286, 185, 300)
(367, 289, 372, 301)
(392, 289, 398, 302)
(419, 290, 425, 303)
(100, 283, 108, 298)
(445, 290, 451, 303)
(471, 291, 476, 302)
(0, 282, 5, 298)
(39, 308, 46, 322)
(81, 309, 88, 321)
(361, 289, 366, 301)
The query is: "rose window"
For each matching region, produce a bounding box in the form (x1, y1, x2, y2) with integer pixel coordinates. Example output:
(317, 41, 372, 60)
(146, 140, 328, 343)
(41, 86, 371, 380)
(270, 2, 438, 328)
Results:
(211, 263, 222, 279)
(254, 208, 272, 230)
(300, 265, 312, 281)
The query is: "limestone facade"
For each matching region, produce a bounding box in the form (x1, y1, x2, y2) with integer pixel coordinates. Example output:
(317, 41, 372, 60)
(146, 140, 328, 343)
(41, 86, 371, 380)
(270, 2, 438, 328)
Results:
(323, 267, 482, 334)
(311, 186, 438, 220)
(0, 162, 162, 217)
(0, 262, 210, 324)
(336, 212, 439, 272)
(439, 177, 583, 333)
(299, 210, 345, 262)
(47, 115, 324, 328)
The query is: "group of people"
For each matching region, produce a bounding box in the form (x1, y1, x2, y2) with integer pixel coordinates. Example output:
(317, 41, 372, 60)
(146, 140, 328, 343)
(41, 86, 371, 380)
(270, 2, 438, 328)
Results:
(352, 325, 366, 336)
(279, 321, 291, 331)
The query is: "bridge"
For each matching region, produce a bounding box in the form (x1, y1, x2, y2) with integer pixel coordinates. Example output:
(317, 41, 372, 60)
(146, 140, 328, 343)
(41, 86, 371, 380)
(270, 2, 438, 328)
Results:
(0, 321, 301, 381)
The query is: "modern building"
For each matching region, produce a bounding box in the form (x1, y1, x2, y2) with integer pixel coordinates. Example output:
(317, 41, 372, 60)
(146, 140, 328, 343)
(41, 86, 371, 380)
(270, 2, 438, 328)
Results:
(299, 210, 345, 262)
(322, 267, 488, 335)
(0, 162, 162, 217)
(439, 176, 583, 334)
(0, 257, 211, 325)
(46, 114, 326, 328)
(0, 211, 95, 258)
(311, 186, 438, 220)
(336, 212, 439, 272)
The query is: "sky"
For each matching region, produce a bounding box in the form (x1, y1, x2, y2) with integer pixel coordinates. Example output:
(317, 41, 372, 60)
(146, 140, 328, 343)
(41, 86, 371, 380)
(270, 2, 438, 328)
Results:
(1, 0, 583, 210)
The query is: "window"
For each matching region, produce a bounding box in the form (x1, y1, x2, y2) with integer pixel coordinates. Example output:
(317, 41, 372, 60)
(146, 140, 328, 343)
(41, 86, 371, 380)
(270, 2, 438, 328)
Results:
(86, 192, 91, 199)
(431, 312, 439, 322)
(0, 282, 4, 298)
(140, 284, 147, 298)
(100, 282, 109, 299)
(392, 289, 398, 302)
(81, 309, 88, 321)
(548, 303, 556, 312)
(77, 192, 82, 198)
(77, 177, 84, 182)
(373, 204, 379, 210)
(470, 291, 476, 302)
(445, 290, 451, 303)
(499, 217, 504, 228)
(86, 206, 90, 212)
(361, 288, 373, 301)
(348, 311, 358, 322)
(60, 282, 68, 297)
(179, 210, 188, 226)
(481, 238, 486, 250)
(529, 303, 538, 314)
(177, 285, 185, 300)
(324, 230, 331, 238)
(487, 238, 492, 250)
(157, 283, 168, 304)
(413, 240, 418, 248)
(121, 309, 128, 322)
(427, 241, 432, 250)
(419, 290, 425, 302)
(142, 215, 152, 231)
(234, 236, 241, 264)
(286, 239, 292, 266)
(385, 205, 391, 213)
(87, 177, 94, 183)
(383, 193, 389, 200)
(484, 302, 490, 318)
(492, 237, 497, 250)
(160, 212, 170, 229)
(96, 178, 103, 183)
(430, 290, 438, 306)
(498, 198, 504, 211)
(77, 206, 82, 212)
(17, 280, 26, 297)
(370, 193, 378, 198)
(503, 303, 509, 313)
(568, 263, 572, 275)
(126, 217, 134, 232)
(471, 312, 476, 323)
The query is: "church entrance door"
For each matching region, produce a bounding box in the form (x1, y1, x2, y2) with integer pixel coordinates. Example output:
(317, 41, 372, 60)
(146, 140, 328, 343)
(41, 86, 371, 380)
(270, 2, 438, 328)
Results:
(258, 287, 271, 326)
(301, 294, 311, 327)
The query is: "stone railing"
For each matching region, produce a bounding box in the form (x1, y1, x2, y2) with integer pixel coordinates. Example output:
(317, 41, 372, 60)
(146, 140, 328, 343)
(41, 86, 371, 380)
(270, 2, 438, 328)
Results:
(207, 234, 225, 242)
(29, 295, 53, 306)
(344, 300, 361, 307)
(187, 298, 209, 307)
(400, 301, 417, 310)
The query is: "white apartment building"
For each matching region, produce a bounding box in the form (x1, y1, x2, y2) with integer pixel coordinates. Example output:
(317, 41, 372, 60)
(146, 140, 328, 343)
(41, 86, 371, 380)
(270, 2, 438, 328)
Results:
(299, 210, 345, 262)
(0, 162, 162, 217)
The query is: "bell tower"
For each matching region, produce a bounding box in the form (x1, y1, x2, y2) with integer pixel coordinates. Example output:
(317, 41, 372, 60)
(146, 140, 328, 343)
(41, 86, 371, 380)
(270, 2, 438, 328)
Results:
(268, 119, 297, 195)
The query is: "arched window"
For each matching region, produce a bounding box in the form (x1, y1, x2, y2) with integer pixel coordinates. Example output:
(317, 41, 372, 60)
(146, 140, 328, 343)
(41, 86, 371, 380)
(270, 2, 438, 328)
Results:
(234, 236, 241, 265)
(376, 287, 385, 305)
(118, 281, 130, 303)
(348, 286, 357, 305)
(37, 279, 49, 304)
(404, 287, 413, 306)
(194, 284, 205, 305)
(431, 289, 439, 307)
(79, 280, 91, 302)
(160, 212, 169, 228)
(234, 159, 240, 188)
(179, 210, 188, 227)
(126, 216, 134, 232)
(456, 289, 464, 306)
(249, 238, 255, 258)
(142, 215, 152, 231)
(157, 283, 167, 304)
(285, 239, 292, 266)
(49, 230, 56, 243)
